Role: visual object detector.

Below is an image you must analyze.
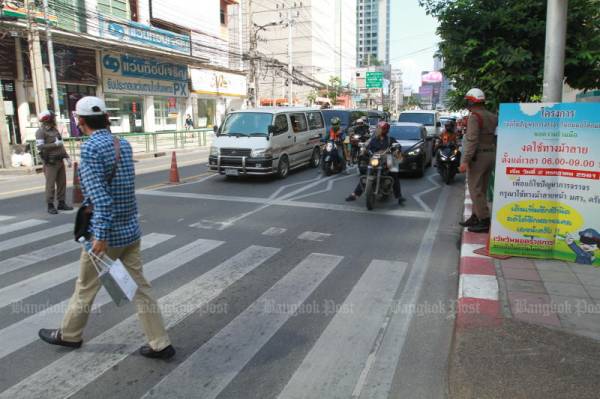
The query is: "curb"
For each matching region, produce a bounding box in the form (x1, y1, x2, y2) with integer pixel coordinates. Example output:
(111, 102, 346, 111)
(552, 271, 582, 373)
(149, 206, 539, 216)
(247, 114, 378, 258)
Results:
(456, 186, 502, 329)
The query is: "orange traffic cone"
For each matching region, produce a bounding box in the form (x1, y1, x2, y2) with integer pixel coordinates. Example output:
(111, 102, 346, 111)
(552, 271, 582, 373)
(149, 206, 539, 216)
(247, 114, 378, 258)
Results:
(72, 161, 84, 205)
(169, 151, 180, 184)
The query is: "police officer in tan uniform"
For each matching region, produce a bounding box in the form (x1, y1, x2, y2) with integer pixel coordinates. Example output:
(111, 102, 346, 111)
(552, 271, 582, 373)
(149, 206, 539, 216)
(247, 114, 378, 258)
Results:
(36, 111, 73, 214)
(459, 88, 497, 233)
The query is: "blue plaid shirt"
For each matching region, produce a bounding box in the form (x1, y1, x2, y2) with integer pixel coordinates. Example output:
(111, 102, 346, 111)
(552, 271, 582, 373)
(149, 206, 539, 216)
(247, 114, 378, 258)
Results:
(79, 129, 141, 247)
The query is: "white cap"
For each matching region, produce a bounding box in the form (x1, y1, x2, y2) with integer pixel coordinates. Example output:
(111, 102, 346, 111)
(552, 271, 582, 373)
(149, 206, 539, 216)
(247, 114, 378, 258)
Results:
(464, 88, 485, 103)
(75, 96, 108, 116)
(38, 110, 54, 121)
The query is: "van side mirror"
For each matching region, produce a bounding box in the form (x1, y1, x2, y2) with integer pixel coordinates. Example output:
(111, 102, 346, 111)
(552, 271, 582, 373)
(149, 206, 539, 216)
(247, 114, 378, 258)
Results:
(436, 121, 441, 127)
(213, 125, 219, 134)
(268, 125, 277, 135)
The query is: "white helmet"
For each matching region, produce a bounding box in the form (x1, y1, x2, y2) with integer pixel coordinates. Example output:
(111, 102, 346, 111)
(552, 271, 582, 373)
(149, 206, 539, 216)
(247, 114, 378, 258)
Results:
(464, 88, 485, 103)
(75, 96, 108, 116)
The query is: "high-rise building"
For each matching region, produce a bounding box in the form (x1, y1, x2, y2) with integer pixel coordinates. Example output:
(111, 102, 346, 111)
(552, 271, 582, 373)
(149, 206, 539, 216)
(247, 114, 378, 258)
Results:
(356, 0, 390, 66)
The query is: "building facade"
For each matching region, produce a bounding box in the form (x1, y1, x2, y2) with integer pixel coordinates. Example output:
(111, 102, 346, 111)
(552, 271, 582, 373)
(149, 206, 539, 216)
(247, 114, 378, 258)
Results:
(356, 0, 390, 67)
(0, 0, 246, 143)
(248, 0, 356, 106)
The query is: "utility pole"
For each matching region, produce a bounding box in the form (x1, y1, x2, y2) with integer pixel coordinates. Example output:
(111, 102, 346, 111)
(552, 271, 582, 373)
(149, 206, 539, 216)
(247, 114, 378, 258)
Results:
(43, 0, 60, 116)
(25, 0, 48, 115)
(0, 81, 12, 168)
(367, 54, 371, 109)
(542, 0, 568, 102)
(246, 0, 257, 107)
(286, 8, 294, 106)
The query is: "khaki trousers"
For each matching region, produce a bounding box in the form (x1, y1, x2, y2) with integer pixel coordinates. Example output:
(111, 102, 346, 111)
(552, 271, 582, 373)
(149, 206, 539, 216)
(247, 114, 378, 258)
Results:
(44, 162, 66, 204)
(467, 151, 495, 220)
(61, 240, 171, 351)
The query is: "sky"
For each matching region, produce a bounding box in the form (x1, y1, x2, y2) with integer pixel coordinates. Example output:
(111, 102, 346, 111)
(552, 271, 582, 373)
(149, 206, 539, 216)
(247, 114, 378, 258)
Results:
(389, 0, 440, 94)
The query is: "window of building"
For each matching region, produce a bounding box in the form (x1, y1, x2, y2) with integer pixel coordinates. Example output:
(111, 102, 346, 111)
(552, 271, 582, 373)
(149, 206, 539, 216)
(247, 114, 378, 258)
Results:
(220, 0, 228, 25)
(154, 97, 178, 131)
(97, 0, 129, 20)
(197, 98, 216, 128)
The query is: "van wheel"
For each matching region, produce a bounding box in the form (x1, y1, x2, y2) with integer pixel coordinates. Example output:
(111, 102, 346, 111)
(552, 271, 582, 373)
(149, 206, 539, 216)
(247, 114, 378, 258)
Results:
(310, 148, 321, 168)
(277, 155, 289, 179)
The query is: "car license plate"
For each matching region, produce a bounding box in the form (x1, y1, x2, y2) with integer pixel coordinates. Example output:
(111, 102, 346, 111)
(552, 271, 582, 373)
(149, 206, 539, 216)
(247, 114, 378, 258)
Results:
(225, 169, 239, 176)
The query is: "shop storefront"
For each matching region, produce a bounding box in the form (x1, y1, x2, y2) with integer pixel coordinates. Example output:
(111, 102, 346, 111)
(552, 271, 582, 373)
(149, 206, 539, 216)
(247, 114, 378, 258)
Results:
(190, 68, 246, 128)
(101, 52, 189, 133)
(0, 37, 20, 144)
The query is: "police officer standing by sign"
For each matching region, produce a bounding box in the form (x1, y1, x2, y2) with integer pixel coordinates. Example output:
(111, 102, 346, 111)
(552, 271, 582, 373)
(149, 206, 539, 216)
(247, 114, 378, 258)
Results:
(36, 111, 73, 214)
(459, 88, 497, 233)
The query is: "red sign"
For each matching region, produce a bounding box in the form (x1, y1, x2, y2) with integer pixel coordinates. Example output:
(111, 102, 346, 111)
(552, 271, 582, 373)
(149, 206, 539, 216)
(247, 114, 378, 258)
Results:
(506, 167, 600, 180)
(132, 102, 137, 113)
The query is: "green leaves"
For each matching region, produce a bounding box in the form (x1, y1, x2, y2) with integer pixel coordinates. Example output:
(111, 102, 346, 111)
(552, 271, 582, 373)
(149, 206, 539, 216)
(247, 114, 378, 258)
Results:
(420, 0, 600, 110)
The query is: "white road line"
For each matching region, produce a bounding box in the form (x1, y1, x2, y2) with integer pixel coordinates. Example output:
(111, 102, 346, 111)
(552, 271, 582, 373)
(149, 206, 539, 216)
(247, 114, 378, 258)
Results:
(278, 260, 407, 399)
(0, 245, 279, 399)
(268, 175, 325, 200)
(459, 274, 498, 300)
(461, 243, 489, 259)
(0, 233, 174, 309)
(0, 219, 47, 237)
(298, 231, 332, 242)
(0, 216, 15, 222)
(412, 172, 442, 213)
(137, 190, 432, 219)
(0, 224, 72, 253)
(0, 239, 79, 277)
(0, 236, 230, 361)
(288, 174, 356, 201)
(143, 253, 344, 399)
(355, 177, 451, 399)
(262, 227, 287, 236)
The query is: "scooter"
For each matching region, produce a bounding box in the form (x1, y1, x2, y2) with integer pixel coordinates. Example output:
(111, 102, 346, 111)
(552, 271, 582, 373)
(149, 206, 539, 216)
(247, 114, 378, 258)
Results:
(321, 140, 345, 176)
(436, 143, 460, 184)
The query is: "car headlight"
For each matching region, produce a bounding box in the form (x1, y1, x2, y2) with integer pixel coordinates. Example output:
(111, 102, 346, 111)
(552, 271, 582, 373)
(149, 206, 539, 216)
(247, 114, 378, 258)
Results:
(407, 147, 422, 156)
(370, 158, 380, 167)
(210, 146, 219, 156)
(251, 148, 269, 158)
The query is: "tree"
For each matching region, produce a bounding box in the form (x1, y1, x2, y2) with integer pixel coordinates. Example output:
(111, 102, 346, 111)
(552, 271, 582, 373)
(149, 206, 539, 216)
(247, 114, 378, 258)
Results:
(327, 76, 342, 103)
(404, 94, 422, 110)
(306, 90, 318, 105)
(419, 0, 600, 110)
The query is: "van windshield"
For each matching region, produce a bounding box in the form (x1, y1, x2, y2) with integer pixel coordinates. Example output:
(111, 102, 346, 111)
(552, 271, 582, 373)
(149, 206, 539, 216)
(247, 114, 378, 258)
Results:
(398, 113, 434, 126)
(221, 113, 272, 136)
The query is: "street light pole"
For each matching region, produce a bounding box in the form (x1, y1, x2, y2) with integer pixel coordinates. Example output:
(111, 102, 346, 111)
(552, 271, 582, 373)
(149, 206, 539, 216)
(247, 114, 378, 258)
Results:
(0, 81, 12, 169)
(287, 8, 293, 106)
(542, 0, 568, 102)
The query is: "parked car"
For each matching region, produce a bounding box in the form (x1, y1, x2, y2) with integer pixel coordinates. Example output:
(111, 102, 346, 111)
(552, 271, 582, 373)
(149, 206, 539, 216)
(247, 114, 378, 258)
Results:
(209, 107, 325, 178)
(389, 122, 433, 177)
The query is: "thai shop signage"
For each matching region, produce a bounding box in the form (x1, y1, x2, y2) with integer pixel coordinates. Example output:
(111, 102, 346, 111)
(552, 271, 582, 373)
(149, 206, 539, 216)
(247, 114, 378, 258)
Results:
(98, 16, 190, 55)
(101, 53, 189, 97)
(190, 69, 247, 97)
(1, 1, 57, 24)
(489, 103, 600, 265)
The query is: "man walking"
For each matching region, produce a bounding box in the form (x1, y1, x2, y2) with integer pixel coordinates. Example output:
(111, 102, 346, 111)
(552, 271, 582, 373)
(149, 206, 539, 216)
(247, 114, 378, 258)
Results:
(35, 111, 73, 214)
(459, 88, 498, 233)
(38, 97, 175, 359)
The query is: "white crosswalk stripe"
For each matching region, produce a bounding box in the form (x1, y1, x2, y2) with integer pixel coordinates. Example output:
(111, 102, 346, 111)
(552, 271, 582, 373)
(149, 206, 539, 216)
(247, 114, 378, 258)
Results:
(143, 253, 343, 399)
(0, 219, 47, 237)
(0, 245, 279, 399)
(0, 234, 415, 399)
(278, 260, 407, 399)
(0, 216, 15, 222)
(0, 224, 72, 253)
(0, 236, 221, 360)
(0, 233, 173, 309)
(0, 239, 79, 277)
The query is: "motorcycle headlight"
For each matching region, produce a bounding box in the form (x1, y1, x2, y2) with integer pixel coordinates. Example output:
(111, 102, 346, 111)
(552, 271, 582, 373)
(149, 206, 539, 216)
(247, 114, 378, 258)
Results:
(407, 147, 422, 156)
(370, 158, 380, 167)
(251, 148, 269, 158)
(352, 134, 360, 140)
(210, 146, 219, 156)
(439, 153, 448, 160)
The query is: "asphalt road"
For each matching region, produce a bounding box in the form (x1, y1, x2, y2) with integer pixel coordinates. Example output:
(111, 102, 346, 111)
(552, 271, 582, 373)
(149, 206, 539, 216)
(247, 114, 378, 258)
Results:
(0, 159, 465, 399)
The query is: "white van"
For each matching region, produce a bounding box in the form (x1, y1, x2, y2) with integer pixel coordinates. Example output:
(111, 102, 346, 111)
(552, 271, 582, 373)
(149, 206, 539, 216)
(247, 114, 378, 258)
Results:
(208, 107, 325, 178)
(398, 110, 441, 138)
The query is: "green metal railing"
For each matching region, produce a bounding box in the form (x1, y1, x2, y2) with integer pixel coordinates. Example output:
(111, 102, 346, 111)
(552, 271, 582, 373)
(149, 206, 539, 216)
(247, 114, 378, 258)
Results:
(27, 129, 212, 165)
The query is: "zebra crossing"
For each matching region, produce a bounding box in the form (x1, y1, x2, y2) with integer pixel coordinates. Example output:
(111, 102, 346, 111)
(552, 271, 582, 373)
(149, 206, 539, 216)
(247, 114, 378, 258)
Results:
(0, 216, 414, 399)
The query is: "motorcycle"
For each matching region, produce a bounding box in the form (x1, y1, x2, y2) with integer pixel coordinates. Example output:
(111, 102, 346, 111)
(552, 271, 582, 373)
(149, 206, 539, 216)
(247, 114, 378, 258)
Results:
(362, 143, 402, 210)
(436, 143, 460, 184)
(321, 140, 345, 176)
(349, 131, 370, 164)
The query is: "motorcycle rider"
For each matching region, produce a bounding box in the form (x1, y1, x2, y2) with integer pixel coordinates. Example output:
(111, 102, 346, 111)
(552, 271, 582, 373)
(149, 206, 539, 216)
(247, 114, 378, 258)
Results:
(440, 120, 458, 145)
(347, 117, 370, 165)
(324, 117, 348, 173)
(345, 121, 405, 205)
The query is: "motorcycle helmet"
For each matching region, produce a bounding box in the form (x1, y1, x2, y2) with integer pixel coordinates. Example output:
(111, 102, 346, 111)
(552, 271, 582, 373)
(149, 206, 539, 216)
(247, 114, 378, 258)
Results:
(356, 117, 365, 125)
(377, 121, 390, 136)
(464, 88, 485, 103)
(330, 117, 341, 126)
(38, 110, 55, 124)
(444, 119, 456, 132)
